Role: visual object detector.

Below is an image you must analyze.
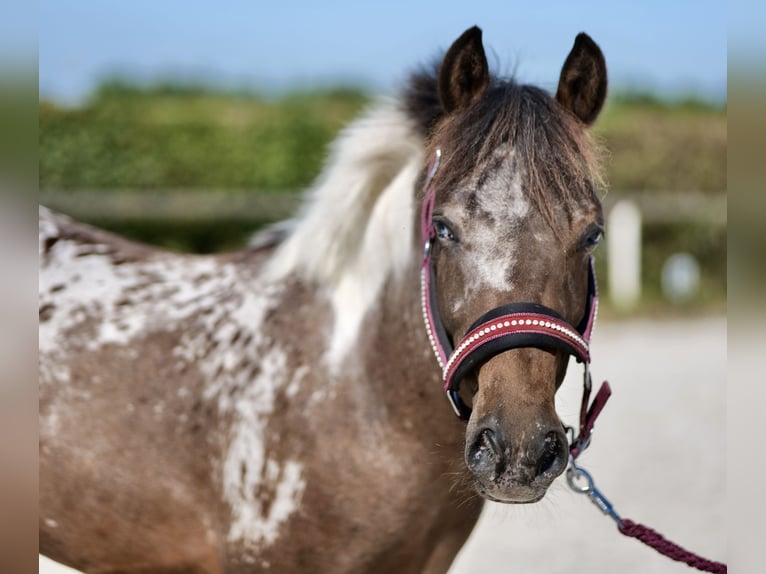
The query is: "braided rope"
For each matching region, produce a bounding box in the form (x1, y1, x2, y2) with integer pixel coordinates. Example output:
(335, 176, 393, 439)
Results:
(618, 519, 727, 573)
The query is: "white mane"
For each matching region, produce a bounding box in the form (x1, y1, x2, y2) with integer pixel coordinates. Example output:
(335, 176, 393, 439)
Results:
(266, 98, 425, 365)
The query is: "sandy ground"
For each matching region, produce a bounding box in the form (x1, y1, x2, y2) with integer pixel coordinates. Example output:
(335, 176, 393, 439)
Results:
(40, 316, 726, 573)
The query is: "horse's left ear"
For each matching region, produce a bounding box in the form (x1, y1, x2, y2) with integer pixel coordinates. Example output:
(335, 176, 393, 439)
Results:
(438, 26, 490, 113)
(556, 33, 607, 125)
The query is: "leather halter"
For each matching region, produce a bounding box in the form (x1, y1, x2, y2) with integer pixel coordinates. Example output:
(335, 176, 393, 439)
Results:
(419, 148, 599, 420)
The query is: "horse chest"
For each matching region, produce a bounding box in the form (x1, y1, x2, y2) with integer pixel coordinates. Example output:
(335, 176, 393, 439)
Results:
(220, 428, 475, 574)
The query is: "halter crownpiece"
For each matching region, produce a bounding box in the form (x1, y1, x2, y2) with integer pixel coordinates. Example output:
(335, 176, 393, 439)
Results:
(419, 148, 599, 420)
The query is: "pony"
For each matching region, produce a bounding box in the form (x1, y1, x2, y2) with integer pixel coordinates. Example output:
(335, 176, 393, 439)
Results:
(39, 26, 607, 573)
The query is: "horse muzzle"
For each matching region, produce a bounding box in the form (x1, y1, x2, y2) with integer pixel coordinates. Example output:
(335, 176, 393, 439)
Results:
(465, 418, 568, 503)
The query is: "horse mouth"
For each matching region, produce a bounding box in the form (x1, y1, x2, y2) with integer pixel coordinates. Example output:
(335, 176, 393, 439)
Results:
(471, 461, 562, 504)
(474, 482, 549, 504)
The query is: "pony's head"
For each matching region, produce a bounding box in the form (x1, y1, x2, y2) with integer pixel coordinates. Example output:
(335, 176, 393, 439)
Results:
(409, 27, 606, 503)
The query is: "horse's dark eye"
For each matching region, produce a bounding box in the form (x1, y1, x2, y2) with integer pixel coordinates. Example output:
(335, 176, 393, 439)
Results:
(582, 226, 604, 250)
(433, 220, 456, 242)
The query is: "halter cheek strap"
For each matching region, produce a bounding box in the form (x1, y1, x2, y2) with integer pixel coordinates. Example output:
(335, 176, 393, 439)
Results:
(419, 148, 599, 420)
(420, 149, 452, 369)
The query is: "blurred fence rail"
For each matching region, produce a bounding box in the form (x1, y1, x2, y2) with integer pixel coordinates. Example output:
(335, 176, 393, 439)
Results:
(39, 190, 303, 223)
(602, 191, 726, 225)
(40, 189, 726, 225)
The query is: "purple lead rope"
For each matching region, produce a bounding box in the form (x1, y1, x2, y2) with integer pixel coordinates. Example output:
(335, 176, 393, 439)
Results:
(618, 520, 727, 573)
(568, 377, 727, 573)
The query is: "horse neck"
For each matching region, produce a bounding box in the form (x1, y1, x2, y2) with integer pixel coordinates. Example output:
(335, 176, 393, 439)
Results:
(358, 258, 465, 443)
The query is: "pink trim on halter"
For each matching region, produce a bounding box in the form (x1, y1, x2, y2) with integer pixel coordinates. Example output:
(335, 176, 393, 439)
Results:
(420, 149, 441, 246)
(581, 257, 599, 342)
(419, 149, 450, 368)
(420, 266, 448, 368)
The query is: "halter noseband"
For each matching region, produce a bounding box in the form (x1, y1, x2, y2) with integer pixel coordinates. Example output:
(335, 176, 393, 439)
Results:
(420, 148, 599, 420)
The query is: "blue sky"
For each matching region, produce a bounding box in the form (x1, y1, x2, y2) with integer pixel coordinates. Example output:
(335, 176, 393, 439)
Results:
(39, 1, 727, 104)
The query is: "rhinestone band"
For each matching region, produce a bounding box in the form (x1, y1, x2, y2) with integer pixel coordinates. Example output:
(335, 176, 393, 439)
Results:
(443, 313, 590, 384)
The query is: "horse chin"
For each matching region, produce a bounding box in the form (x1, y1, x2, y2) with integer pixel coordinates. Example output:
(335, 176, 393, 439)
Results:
(478, 489, 547, 505)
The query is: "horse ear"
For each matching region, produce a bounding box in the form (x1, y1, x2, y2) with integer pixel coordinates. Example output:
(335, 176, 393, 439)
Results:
(438, 26, 490, 113)
(556, 33, 607, 125)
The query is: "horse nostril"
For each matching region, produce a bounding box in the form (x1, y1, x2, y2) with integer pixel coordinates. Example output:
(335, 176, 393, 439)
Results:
(537, 431, 565, 476)
(481, 428, 503, 462)
(468, 428, 505, 479)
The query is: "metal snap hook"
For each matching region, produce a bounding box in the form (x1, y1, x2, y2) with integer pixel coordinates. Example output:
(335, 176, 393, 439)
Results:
(566, 460, 594, 493)
(566, 458, 621, 524)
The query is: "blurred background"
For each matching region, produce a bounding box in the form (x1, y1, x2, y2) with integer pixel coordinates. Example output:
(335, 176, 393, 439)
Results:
(38, 0, 727, 317)
(34, 1, 731, 573)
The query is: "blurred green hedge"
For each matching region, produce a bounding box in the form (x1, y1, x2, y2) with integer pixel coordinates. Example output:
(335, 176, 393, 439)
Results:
(595, 93, 726, 193)
(40, 82, 369, 192)
(40, 82, 726, 194)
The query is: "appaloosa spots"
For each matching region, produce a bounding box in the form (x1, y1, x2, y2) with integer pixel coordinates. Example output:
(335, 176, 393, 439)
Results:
(40, 209, 258, 362)
(40, 206, 311, 552)
(285, 366, 309, 398)
(221, 345, 307, 549)
(461, 159, 528, 294)
(39, 302, 55, 322)
(40, 214, 281, 382)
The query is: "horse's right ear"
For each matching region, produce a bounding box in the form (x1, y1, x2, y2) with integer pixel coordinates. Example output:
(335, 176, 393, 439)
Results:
(438, 26, 490, 113)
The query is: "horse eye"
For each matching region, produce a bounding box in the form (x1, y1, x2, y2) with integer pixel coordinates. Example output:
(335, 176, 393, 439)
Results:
(433, 220, 456, 242)
(582, 226, 604, 250)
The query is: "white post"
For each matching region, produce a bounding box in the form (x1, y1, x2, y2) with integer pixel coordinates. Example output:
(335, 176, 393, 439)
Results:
(607, 200, 642, 310)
